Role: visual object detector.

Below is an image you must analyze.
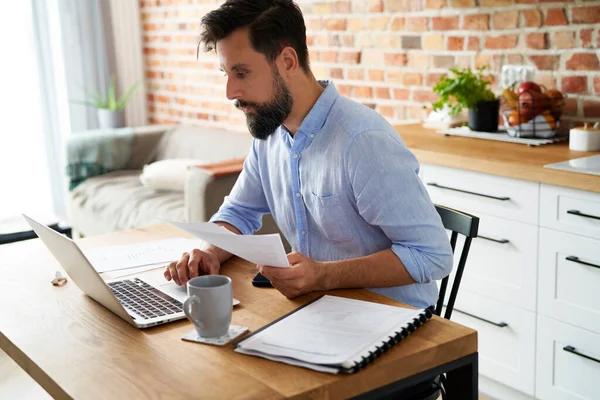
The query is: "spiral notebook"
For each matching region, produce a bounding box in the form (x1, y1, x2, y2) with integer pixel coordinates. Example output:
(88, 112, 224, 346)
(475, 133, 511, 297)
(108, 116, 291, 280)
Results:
(233, 295, 433, 374)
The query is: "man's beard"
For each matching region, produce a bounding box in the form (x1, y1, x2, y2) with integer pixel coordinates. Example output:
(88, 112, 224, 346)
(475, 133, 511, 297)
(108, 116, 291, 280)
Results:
(234, 68, 293, 140)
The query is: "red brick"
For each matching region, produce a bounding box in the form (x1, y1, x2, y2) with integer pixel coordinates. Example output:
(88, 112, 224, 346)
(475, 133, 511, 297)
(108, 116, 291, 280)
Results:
(545, 9, 568, 26)
(506, 54, 523, 64)
(463, 14, 490, 30)
(475, 54, 491, 68)
(562, 98, 578, 117)
(413, 90, 439, 103)
(402, 36, 422, 49)
(485, 35, 518, 49)
(391, 17, 406, 30)
(562, 76, 588, 94)
(451, 0, 475, 7)
(427, 73, 447, 87)
(529, 55, 559, 70)
(386, 70, 403, 83)
(554, 31, 576, 49)
(330, 68, 344, 79)
(595, 77, 600, 95)
(320, 51, 338, 63)
(526, 33, 548, 49)
(406, 17, 428, 31)
(467, 36, 480, 51)
(375, 87, 391, 99)
(393, 88, 410, 100)
(324, 18, 347, 31)
(521, 10, 542, 28)
(333, 1, 352, 12)
(408, 54, 430, 68)
(340, 51, 361, 64)
(425, 0, 446, 8)
(368, 69, 385, 81)
(369, 17, 390, 30)
(377, 105, 394, 118)
(584, 100, 600, 118)
(432, 16, 459, 31)
(368, 0, 384, 12)
(384, 0, 412, 12)
(348, 68, 365, 80)
(384, 53, 408, 66)
(353, 86, 373, 98)
(572, 6, 600, 24)
(433, 55, 455, 68)
(338, 84, 352, 96)
(480, 0, 512, 5)
(448, 36, 465, 51)
(492, 11, 519, 30)
(566, 53, 600, 71)
(404, 73, 423, 86)
(580, 29, 593, 49)
(516, 0, 534, 3)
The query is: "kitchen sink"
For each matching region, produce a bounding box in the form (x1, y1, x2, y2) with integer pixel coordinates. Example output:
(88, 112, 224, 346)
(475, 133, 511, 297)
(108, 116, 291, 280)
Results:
(544, 154, 600, 177)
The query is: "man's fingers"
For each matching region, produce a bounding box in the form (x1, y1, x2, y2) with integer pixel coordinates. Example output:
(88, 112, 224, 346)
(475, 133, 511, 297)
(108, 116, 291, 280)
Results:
(188, 249, 201, 278)
(167, 262, 181, 285)
(286, 251, 305, 266)
(175, 253, 191, 286)
(164, 266, 172, 281)
(260, 265, 299, 281)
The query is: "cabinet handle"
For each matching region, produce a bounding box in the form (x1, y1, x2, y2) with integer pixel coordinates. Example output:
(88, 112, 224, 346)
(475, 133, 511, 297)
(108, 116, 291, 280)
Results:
(479, 235, 510, 244)
(426, 183, 511, 201)
(566, 256, 600, 270)
(567, 210, 600, 221)
(454, 308, 508, 328)
(563, 346, 600, 364)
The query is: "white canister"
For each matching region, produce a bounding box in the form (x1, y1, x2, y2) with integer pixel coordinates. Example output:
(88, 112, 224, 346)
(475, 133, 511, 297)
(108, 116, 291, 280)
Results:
(569, 124, 600, 151)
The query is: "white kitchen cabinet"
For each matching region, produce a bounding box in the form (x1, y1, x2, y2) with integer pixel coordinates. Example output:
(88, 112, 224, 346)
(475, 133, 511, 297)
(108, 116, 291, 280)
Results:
(536, 315, 600, 400)
(449, 210, 538, 311)
(538, 228, 600, 334)
(540, 184, 600, 240)
(421, 163, 600, 400)
(422, 164, 540, 225)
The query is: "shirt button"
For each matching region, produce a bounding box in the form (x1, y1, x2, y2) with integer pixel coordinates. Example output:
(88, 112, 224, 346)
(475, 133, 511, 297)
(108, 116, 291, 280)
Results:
(301, 231, 306, 236)
(293, 153, 299, 159)
(310, 134, 315, 138)
(296, 192, 301, 198)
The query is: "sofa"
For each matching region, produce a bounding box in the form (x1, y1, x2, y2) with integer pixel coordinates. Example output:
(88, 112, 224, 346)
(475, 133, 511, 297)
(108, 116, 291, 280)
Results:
(68, 124, 288, 250)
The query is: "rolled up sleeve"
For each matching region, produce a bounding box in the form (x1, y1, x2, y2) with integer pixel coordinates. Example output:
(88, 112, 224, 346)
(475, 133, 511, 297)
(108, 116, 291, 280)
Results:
(209, 140, 270, 235)
(347, 129, 453, 283)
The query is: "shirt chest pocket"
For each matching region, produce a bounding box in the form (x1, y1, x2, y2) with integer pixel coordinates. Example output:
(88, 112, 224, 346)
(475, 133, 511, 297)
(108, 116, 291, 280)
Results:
(308, 192, 353, 242)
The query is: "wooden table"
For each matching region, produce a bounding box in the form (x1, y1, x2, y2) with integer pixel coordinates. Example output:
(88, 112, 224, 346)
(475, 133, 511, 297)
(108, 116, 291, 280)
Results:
(396, 124, 600, 193)
(0, 225, 478, 399)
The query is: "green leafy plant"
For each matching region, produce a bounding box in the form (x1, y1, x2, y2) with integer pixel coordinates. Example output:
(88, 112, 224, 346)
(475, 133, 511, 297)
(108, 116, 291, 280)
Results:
(72, 76, 142, 111)
(432, 66, 496, 117)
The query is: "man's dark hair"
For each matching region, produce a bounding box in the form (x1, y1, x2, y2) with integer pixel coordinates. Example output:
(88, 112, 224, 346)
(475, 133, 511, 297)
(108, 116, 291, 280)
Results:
(198, 0, 310, 72)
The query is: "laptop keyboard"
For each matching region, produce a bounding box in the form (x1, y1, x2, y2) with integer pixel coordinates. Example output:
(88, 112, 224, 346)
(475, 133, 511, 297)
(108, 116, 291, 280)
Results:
(107, 278, 183, 320)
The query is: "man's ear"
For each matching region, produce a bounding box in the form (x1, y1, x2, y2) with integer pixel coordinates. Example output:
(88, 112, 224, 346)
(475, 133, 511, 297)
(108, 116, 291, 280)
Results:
(280, 46, 299, 75)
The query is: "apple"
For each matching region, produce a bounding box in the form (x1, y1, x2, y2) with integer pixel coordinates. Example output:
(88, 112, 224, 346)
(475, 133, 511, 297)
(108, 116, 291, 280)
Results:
(546, 89, 565, 120)
(517, 81, 542, 95)
(518, 91, 546, 118)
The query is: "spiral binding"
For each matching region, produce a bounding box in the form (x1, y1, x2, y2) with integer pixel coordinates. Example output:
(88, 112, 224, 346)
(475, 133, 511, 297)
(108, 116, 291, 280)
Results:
(344, 307, 434, 374)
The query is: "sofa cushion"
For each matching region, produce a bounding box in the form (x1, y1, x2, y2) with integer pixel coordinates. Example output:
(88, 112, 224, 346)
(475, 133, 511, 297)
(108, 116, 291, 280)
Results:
(69, 170, 185, 236)
(140, 159, 208, 192)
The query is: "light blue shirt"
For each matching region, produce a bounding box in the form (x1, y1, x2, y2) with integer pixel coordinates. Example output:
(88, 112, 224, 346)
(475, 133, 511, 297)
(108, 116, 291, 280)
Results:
(210, 81, 453, 308)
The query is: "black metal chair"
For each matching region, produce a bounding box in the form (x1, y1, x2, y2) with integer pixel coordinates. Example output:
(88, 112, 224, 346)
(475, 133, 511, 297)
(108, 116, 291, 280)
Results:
(399, 204, 479, 400)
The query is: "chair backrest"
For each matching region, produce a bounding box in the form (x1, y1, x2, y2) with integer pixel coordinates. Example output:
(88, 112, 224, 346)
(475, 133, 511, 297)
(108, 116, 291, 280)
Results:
(434, 204, 479, 320)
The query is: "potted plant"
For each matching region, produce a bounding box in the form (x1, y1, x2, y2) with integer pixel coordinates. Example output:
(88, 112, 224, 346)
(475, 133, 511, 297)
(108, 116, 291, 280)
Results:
(432, 66, 499, 132)
(73, 76, 141, 129)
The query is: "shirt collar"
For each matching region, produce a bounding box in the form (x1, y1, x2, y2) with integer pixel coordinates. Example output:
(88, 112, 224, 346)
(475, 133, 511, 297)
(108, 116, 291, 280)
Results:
(279, 80, 338, 140)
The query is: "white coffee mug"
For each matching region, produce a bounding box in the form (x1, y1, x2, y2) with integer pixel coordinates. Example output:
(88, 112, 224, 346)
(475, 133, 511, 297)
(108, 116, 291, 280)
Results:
(183, 275, 232, 338)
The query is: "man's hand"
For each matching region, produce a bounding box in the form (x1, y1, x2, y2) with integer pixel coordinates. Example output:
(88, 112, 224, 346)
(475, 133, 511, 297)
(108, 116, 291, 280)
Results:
(258, 252, 325, 298)
(164, 249, 220, 287)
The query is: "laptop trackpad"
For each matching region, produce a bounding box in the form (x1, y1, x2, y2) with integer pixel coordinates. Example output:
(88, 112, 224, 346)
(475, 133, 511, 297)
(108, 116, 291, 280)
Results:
(156, 282, 240, 306)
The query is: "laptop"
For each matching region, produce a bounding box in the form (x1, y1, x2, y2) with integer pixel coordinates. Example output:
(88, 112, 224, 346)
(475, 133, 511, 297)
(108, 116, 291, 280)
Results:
(23, 214, 188, 329)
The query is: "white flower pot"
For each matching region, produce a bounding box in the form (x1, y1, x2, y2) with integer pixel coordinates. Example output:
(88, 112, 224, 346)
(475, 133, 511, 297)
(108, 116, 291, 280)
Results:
(97, 109, 125, 129)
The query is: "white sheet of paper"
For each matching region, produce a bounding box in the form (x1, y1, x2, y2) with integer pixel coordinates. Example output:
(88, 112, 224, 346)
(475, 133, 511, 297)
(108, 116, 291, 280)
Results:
(84, 238, 203, 273)
(166, 221, 289, 268)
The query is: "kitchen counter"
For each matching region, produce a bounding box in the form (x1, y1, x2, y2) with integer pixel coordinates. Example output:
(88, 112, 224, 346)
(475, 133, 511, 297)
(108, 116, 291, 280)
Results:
(396, 124, 600, 193)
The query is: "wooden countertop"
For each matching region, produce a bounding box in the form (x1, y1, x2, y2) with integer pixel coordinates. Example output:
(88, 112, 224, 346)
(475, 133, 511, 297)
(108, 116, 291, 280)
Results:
(395, 124, 600, 194)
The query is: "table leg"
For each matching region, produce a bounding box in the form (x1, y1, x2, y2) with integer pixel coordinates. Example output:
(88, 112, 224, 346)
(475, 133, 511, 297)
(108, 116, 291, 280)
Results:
(444, 352, 478, 400)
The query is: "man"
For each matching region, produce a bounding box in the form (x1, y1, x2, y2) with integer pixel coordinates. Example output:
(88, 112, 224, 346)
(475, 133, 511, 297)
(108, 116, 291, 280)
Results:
(164, 0, 453, 309)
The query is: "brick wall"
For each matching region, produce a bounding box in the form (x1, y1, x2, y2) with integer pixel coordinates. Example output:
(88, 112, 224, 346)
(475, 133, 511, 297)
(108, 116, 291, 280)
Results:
(140, 0, 600, 130)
